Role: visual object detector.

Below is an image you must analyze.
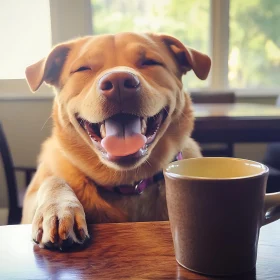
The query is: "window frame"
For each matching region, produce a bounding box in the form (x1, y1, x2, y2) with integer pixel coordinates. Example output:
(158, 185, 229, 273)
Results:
(0, 0, 278, 100)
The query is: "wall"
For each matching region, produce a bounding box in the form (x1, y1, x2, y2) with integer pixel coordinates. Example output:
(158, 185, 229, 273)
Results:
(0, 95, 278, 208)
(0, 98, 53, 207)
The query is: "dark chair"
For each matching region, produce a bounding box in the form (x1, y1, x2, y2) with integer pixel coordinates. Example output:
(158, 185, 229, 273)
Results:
(0, 122, 36, 224)
(262, 96, 280, 193)
(191, 91, 236, 104)
(263, 143, 280, 193)
(190, 91, 236, 157)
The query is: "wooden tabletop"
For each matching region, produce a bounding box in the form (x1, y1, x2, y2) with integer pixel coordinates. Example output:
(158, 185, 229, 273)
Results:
(193, 103, 280, 143)
(0, 221, 279, 280)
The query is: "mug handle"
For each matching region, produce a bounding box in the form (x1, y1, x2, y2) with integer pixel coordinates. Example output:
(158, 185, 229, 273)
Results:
(262, 192, 280, 226)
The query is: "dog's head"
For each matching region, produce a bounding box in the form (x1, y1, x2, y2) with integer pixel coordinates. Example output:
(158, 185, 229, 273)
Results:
(26, 33, 210, 174)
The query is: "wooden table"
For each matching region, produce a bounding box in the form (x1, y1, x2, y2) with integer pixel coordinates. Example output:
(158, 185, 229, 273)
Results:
(0, 221, 279, 280)
(193, 103, 280, 143)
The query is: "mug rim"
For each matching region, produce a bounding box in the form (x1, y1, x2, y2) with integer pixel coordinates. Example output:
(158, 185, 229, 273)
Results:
(164, 157, 269, 181)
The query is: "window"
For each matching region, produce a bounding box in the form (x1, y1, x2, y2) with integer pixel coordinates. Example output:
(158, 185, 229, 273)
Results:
(1, 0, 279, 98)
(0, 0, 51, 79)
(92, 0, 210, 89)
(229, 0, 280, 89)
(92, 0, 280, 94)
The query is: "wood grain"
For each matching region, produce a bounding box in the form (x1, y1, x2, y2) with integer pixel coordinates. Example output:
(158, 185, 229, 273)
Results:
(193, 103, 280, 143)
(0, 221, 279, 280)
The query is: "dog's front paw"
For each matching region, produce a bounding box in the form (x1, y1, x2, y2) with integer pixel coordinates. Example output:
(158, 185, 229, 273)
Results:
(32, 200, 89, 251)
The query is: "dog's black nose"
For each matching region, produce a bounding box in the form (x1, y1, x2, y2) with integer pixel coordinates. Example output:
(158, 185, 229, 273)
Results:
(98, 71, 140, 101)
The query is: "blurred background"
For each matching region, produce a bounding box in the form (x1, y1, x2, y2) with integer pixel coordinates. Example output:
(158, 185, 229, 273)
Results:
(0, 0, 279, 223)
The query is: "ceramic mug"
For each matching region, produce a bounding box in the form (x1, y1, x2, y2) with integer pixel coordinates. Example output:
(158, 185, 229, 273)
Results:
(164, 157, 280, 276)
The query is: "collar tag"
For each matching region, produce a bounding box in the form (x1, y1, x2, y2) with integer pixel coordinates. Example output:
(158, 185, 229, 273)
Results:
(135, 177, 153, 194)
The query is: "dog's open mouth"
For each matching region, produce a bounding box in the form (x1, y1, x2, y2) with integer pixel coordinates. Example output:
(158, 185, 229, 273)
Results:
(78, 108, 168, 163)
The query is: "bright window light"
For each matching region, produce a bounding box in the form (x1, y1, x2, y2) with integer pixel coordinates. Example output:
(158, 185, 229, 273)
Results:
(0, 0, 51, 79)
(229, 0, 280, 89)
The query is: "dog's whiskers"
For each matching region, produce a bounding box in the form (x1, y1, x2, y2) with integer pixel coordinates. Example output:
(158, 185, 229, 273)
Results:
(41, 115, 52, 131)
(145, 159, 152, 168)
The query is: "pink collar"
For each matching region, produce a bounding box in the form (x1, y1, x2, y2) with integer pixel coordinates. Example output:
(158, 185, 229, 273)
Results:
(100, 152, 183, 195)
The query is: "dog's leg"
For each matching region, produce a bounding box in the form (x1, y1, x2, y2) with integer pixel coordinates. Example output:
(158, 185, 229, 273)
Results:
(23, 176, 89, 250)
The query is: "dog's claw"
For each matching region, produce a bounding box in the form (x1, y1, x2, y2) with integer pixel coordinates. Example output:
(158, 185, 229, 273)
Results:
(81, 234, 91, 245)
(33, 238, 39, 244)
(34, 228, 43, 244)
(44, 241, 56, 250)
(59, 237, 74, 251)
(77, 228, 87, 241)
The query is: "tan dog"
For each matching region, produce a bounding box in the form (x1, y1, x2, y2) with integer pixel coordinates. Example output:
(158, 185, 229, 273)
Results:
(22, 32, 211, 250)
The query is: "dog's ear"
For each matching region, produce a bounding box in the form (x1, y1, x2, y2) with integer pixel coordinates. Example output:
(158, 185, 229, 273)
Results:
(25, 44, 70, 92)
(160, 34, 211, 80)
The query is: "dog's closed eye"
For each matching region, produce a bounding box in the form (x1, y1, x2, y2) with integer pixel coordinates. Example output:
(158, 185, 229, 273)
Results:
(72, 66, 91, 73)
(142, 59, 163, 67)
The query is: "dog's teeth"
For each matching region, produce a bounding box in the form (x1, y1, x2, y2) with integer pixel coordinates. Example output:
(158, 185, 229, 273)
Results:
(141, 118, 147, 134)
(100, 123, 106, 138)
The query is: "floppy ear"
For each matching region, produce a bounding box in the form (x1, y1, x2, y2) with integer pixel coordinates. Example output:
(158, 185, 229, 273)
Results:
(160, 34, 211, 80)
(25, 44, 70, 92)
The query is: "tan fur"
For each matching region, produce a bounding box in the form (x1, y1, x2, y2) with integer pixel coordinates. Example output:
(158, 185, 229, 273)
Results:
(22, 32, 211, 248)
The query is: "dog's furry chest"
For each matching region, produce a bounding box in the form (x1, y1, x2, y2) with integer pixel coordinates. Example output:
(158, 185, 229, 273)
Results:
(96, 180, 168, 222)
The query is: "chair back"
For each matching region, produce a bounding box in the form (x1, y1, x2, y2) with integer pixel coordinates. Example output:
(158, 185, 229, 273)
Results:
(191, 91, 236, 104)
(0, 122, 21, 224)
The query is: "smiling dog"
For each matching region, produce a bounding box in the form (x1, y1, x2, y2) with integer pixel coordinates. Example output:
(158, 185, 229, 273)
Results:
(22, 32, 211, 250)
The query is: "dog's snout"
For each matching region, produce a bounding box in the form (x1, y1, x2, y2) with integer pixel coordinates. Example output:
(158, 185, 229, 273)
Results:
(98, 72, 140, 101)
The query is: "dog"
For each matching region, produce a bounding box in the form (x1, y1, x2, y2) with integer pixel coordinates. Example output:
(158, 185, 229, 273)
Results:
(22, 32, 211, 250)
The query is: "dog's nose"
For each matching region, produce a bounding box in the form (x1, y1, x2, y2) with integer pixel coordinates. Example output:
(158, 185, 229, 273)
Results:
(98, 72, 140, 101)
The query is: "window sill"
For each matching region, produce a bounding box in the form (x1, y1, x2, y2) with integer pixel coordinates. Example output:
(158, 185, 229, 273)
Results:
(234, 88, 280, 98)
(0, 93, 53, 101)
(189, 88, 279, 98)
(0, 89, 279, 101)
(0, 79, 54, 100)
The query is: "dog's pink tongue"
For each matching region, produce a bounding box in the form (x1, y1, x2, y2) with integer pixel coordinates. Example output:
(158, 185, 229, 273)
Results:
(101, 114, 147, 157)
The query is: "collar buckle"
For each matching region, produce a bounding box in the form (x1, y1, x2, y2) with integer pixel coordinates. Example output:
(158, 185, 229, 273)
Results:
(135, 180, 145, 194)
(105, 152, 183, 195)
